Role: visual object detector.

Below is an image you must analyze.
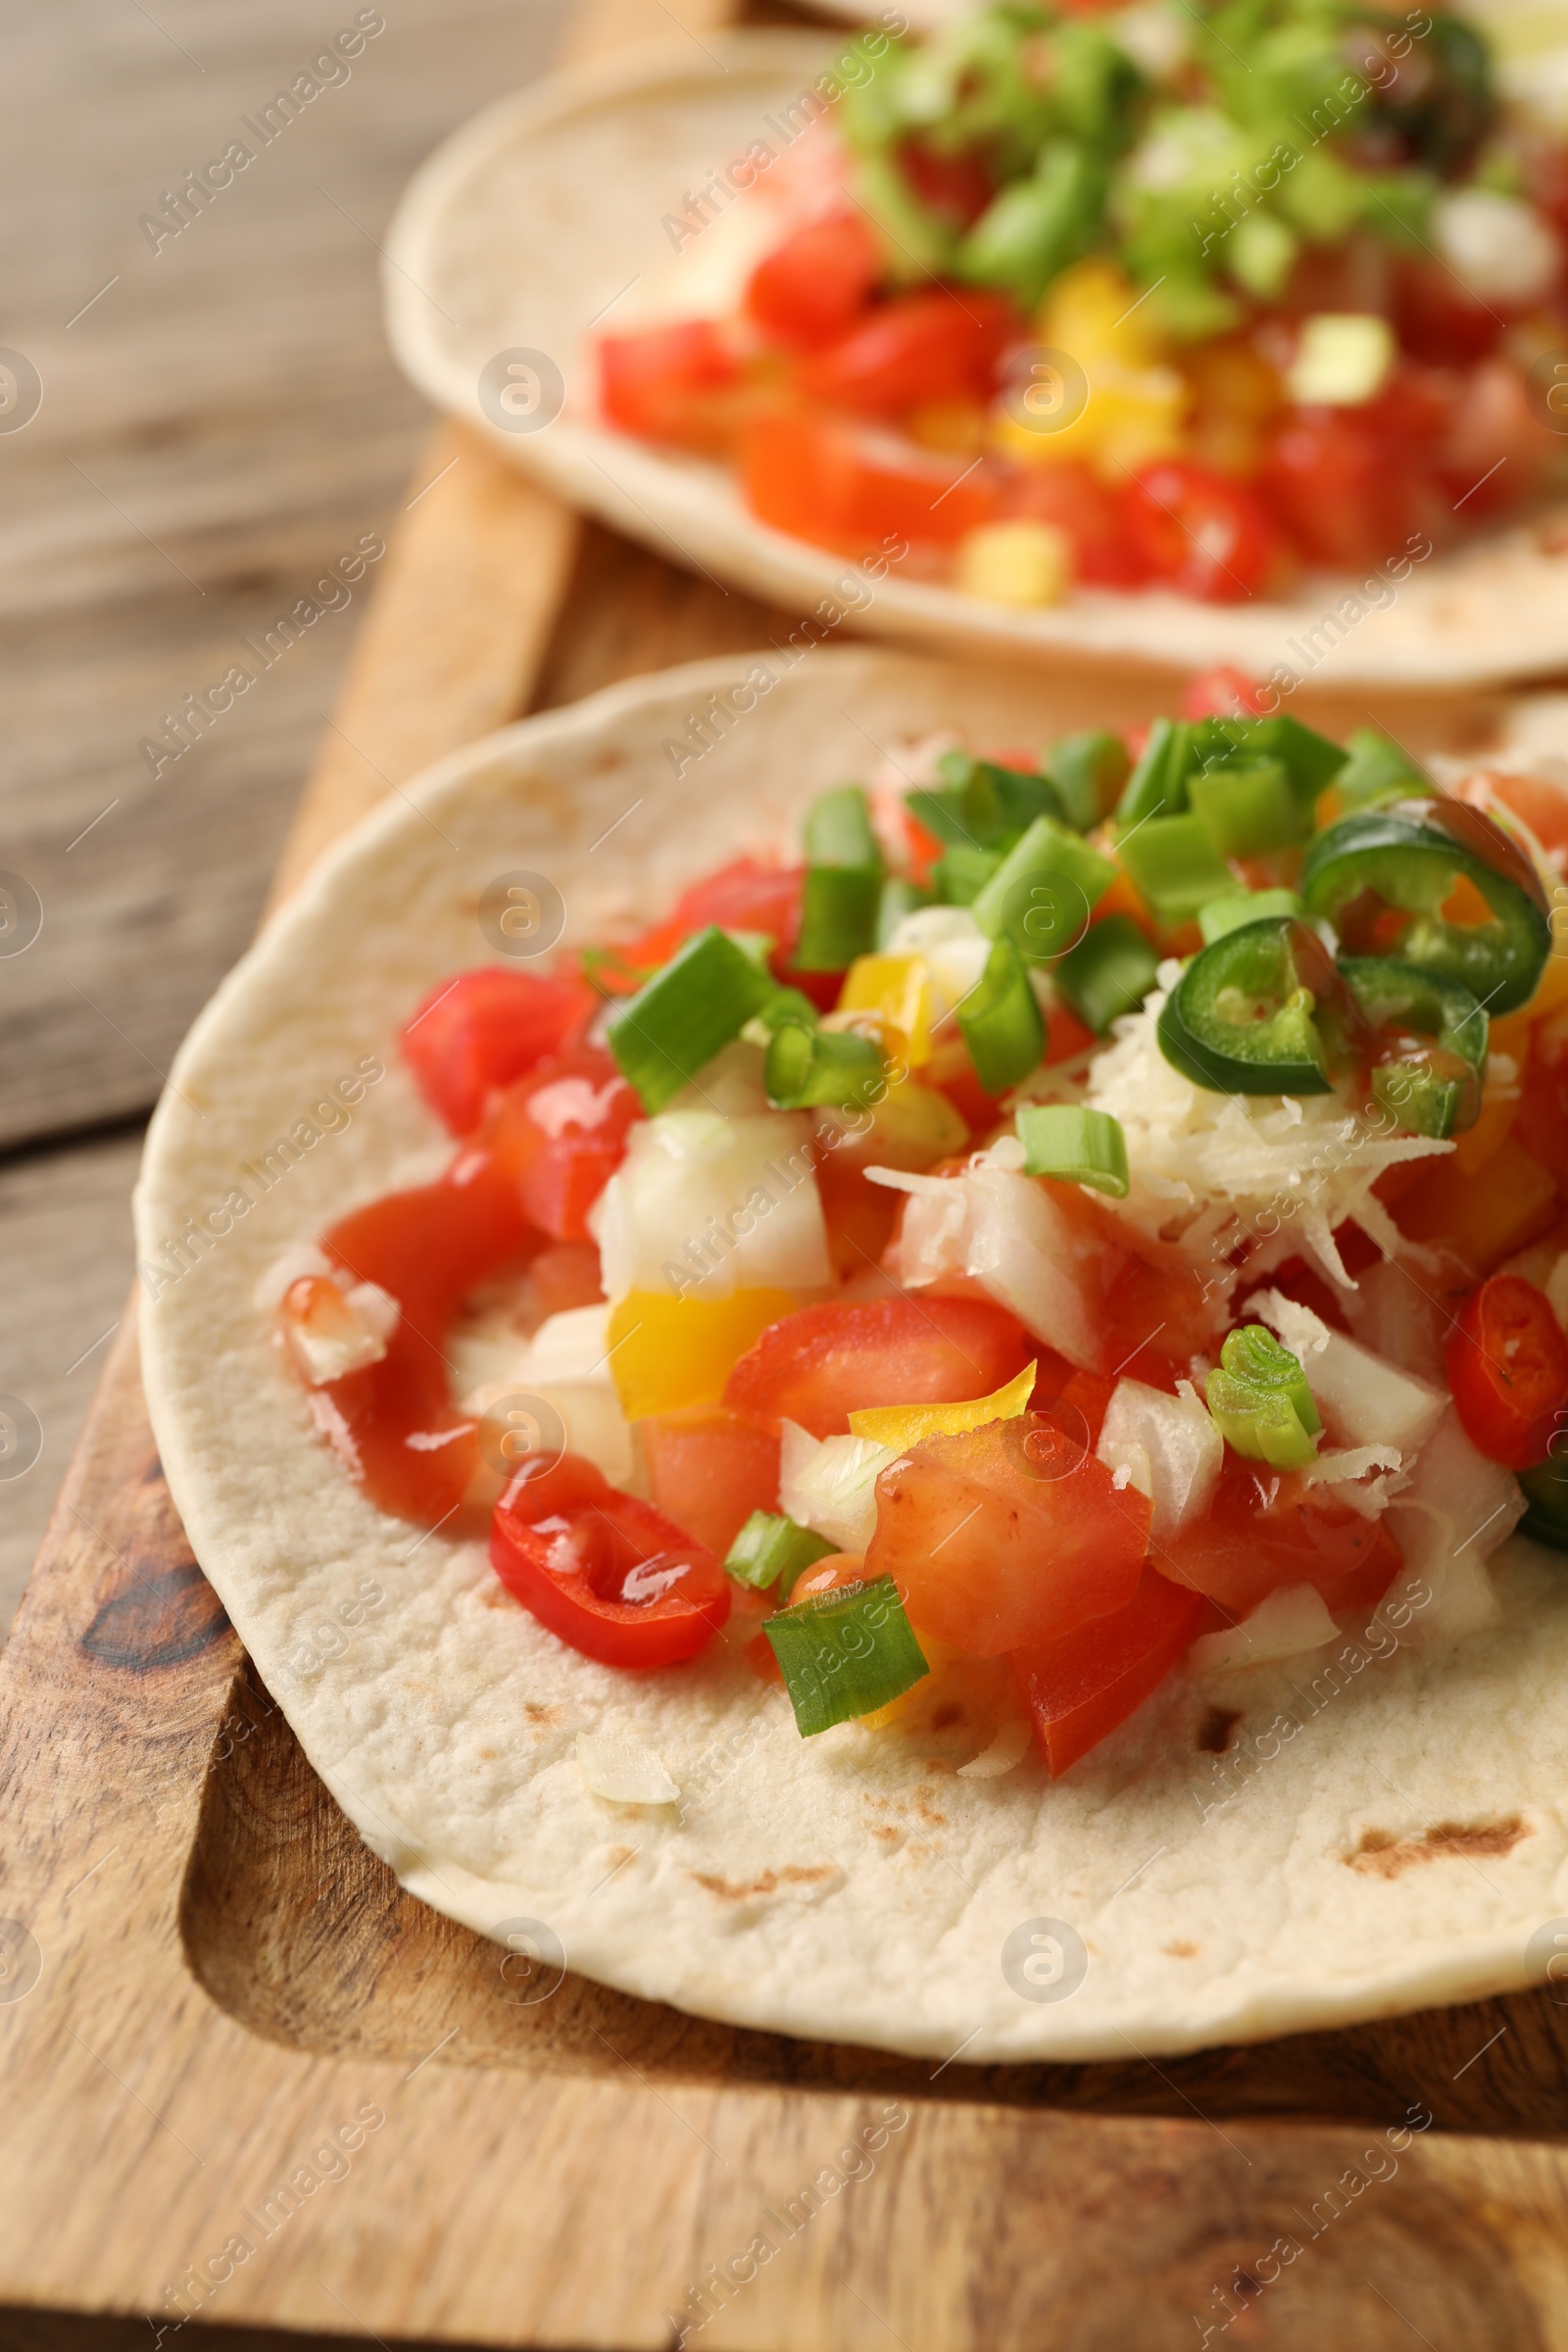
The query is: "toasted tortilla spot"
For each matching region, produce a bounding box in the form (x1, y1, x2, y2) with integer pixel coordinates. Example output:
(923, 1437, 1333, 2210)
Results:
(1163, 1940, 1199, 1958)
(916, 1800, 948, 1826)
(1197, 1706, 1243, 1755)
(690, 1864, 838, 1901)
(1348, 1817, 1529, 1878)
(524, 1702, 562, 1724)
(870, 1825, 903, 1844)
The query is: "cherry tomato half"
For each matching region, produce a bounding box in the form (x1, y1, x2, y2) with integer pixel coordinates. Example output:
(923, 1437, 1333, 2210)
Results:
(491, 1451, 730, 1667)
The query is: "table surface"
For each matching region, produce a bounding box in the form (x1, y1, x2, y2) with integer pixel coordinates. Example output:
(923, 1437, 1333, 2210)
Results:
(0, 0, 581, 1635)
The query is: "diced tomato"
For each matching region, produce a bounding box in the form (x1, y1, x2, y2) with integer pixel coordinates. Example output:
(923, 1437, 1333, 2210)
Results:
(739, 411, 1000, 553)
(815, 1150, 903, 1281)
(527, 1239, 605, 1321)
(599, 318, 744, 451)
(1473, 768, 1568, 863)
(1158, 1453, 1402, 1616)
(746, 211, 883, 351)
(1045, 1002, 1096, 1064)
(864, 1413, 1150, 1654)
(1120, 460, 1281, 603)
(1257, 407, 1431, 572)
(1011, 1567, 1206, 1778)
(489, 1044, 639, 1244)
(1048, 1367, 1118, 1449)
(999, 458, 1150, 589)
(799, 288, 1020, 418)
(1446, 1273, 1568, 1470)
(399, 967, 593, 1137)
(640, 1403, 782, 1558)
(789, 1550, 870, 1601)
(923, 1032, 1004, 1131)
(722, 1294, 1032, 1438)
(318, 1150, 535, 1525)
(1178, 665, 1271, 720)
(1395, 1133, 1559, 1272)
(618, 856, 806, 981)
(1393, 257, 1507, 367)
(491, 1451, 729, 1667)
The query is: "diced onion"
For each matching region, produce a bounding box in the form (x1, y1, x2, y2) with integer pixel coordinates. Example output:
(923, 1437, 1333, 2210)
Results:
(1097, 1378, 1222, 1542)
(1385, 1406, 1523, 1641)
(1247, 1289, 1445, 1453)
(778, 1420, 896, 1554)
(593, 1109, 832, 1303)
(871, 1162, 1101, 1369)
(575, 1733, 678, 1805)
(1188, 1583, 1338, 1676)
(956, 1721, 1033, 1779)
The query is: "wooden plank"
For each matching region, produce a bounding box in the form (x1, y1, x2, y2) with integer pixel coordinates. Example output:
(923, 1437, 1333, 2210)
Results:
(0, 0, 578, 1153)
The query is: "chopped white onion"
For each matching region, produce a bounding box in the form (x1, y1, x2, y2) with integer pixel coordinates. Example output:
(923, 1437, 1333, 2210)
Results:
(1098, 1378, 1222, 1543)
(287, 1279, 399, 1386)
(575, 1733, 678, 1805)
(253, 1242, 333, 1312)
(594, 1109, 831, 1303)
(778, 1419, 895, 1554)
(956, 1721, 1033, 1780)
(1386, 1406, 1522, 1641)
(1247, 1289, 1445, 1453)
(881, 904, 991, 1024)
(1548, 1251, 1568, 1335)
(1189, 1583, 1339, 1676)
(872, 1162, 1100, 1369)
(1435, 190, 1561, 305)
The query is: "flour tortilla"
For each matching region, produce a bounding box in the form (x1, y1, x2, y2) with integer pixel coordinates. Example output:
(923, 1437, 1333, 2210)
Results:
(138, 648, 1568, 2063)
(384, 30, 1568, 687)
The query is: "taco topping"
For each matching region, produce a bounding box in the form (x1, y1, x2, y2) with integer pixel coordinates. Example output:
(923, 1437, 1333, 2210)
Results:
(594, 0, 1568, 608)
(276, 672, 1568, 1777)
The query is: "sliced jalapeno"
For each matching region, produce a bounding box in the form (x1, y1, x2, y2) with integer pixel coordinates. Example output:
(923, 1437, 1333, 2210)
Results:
(1156, 915, 1364, 1095)
(1520, 1458, 1568, 1554)
(1338, 956, 1487, 1139)
(1301, 796, 1549, 1014)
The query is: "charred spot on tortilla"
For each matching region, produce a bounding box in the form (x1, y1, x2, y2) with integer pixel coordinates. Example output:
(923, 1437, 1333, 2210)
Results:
(1163, 1941, 1199, 1959)
(689, 1865, 840, 1901)
(1197, 1707, 1243, 1755)
(1348, 1818, 1529, 1878)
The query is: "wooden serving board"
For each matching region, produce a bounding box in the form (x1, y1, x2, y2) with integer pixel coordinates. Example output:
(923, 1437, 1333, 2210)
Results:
(9, 6, 1568, 2346)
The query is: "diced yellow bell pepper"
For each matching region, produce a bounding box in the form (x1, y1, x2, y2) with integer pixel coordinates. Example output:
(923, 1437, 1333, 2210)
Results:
(955, 520, 1071, 609)
(990, 258, 1188, 479)
(859, 1637, 953, 1730)
(1395, 1133, 1558, 1273)
(1449, 1006, 1531, 1176)
(827, 1070, 970, 1167)
(838, 954, 935, 1064)
(847, 1359, 1038, 1448)
(606, 1288, 796, 1421)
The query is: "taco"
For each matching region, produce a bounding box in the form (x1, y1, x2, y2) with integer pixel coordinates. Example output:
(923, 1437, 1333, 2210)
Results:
(137, 647, 1568, 2063)
(387, 5, 1568, 683)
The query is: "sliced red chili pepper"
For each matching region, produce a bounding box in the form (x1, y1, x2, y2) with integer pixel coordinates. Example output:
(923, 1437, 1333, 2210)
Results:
(491, 1452, 730, 1667)
(1446, 1274, 1568, 1470)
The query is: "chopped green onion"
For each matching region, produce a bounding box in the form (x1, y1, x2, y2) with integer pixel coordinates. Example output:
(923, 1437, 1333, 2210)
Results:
(1334, 724, 1428, 810)
(971, 813, 1114, 962)
(1054, 913, 1159, 1033)
(765, 1575, 929, 1736)
(805, 784, 882, 871)
(957, 935, 1046, 1094)
(876, 876, 933, 947)
(724, 1511, 834, 1596)
(1198, 888, 1305, 947)
(607, 926, 778, 1112)
(1206, 1324, 1321, 1471)
(1188, 758, 1308, 858)
(1189, 715, 1346, 810)
(796, 865, 883, 970)
(1046, 729, 1130, 832)
(754, 983, 821, 1033)
(765, 1022, 886, 1110)
(795, 786, 884, 970)
(1116, 813, 1234, 926)
(934, 844, 1003, 906)
(1115, 717, 1193, 825)
(938, 749, 1065, 838)
(1016, 1103, 1129, 1196)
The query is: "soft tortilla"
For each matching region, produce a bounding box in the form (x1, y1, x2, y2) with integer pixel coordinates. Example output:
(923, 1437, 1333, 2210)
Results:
(385, 30, 1568, 687)
(138, 647, 1568, 2062)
